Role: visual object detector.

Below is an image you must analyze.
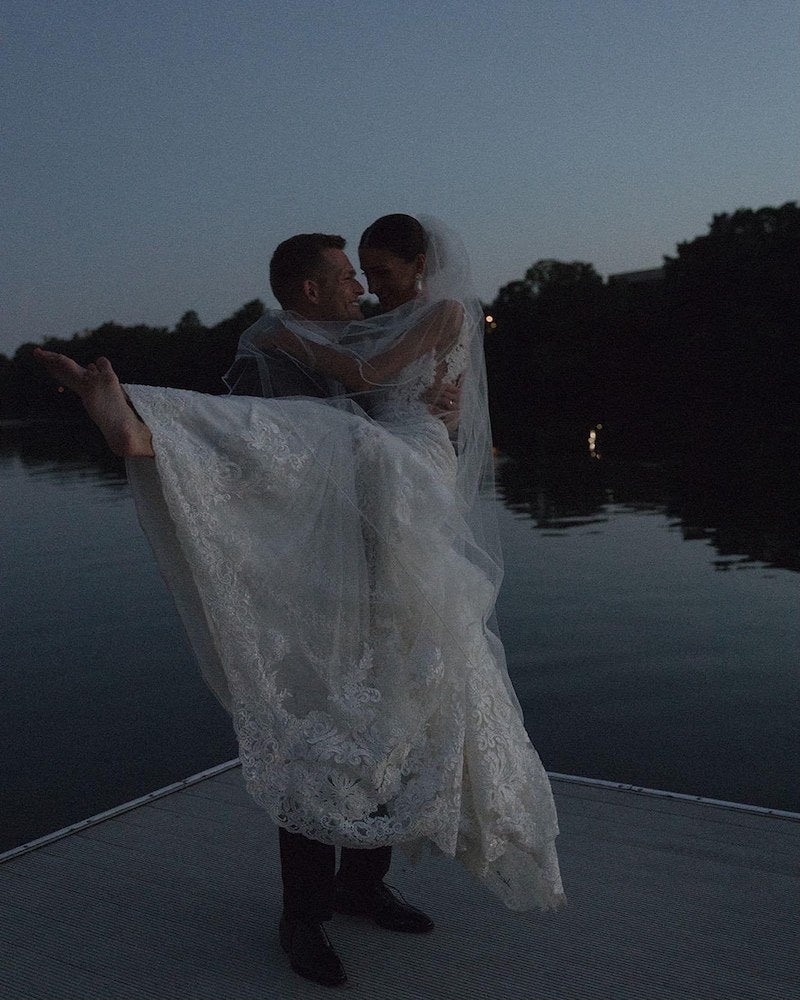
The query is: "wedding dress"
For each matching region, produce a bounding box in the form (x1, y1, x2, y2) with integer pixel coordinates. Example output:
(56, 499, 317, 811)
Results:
(124, 218, 565, 912)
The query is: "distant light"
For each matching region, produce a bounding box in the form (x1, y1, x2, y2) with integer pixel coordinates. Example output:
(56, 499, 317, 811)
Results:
(485, 315, 493, 323)
(57, 386, 65, 393)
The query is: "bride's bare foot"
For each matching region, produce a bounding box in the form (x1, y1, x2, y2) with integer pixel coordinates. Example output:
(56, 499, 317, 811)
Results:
(33, 348, 154, 457)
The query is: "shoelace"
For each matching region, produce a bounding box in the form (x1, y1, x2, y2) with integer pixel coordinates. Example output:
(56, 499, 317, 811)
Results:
(377, 881, 407, 903)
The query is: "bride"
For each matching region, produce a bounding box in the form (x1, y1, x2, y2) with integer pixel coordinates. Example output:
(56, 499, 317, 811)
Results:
(35, 215, 565, 914)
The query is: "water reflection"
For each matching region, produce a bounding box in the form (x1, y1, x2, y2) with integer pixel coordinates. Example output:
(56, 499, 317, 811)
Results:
(2, 417, 799, 843)
(1, 419, 237, 852)
(0, 417, 127, 488)
(496, 424, 800, 573)
(5, 416, 798, 570)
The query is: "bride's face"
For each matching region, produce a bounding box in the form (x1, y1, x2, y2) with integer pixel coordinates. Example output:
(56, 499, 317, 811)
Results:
(359, 247, 424, 312)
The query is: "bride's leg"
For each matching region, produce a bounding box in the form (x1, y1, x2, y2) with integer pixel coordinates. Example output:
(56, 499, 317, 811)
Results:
(34, 349, 155, 457)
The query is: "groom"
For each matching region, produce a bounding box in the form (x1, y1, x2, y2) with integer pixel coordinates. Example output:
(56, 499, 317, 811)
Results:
(34, 231, 447, 989)
(229, 232, 435, 988)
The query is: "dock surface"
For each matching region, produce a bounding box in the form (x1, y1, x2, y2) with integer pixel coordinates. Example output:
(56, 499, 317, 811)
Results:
(1, 763, 798, 999)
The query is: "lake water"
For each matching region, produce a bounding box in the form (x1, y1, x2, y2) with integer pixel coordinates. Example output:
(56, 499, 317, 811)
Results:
(2, 420, 798, 852)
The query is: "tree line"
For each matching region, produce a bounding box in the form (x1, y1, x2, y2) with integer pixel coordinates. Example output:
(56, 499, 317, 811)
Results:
(1, 301, 265, 421)
(485, 202, 800, 452)
(3, 203, 799, 450)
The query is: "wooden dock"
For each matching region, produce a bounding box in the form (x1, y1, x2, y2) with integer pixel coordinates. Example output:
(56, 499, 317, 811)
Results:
(1, 762, 798, 999)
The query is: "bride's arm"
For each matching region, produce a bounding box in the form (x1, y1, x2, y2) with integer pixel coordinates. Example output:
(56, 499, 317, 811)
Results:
(271, 301, 464, 392)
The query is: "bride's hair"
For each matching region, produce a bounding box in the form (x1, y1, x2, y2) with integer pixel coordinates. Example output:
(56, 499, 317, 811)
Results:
(359, 214, 426, 261)
(270, 233, 346, 308)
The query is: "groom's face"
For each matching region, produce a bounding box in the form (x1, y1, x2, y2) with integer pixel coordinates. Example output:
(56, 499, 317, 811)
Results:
(315, 249, 364, 321)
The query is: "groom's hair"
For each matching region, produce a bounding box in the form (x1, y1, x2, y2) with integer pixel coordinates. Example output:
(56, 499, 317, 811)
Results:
(270, 233, 346, 308)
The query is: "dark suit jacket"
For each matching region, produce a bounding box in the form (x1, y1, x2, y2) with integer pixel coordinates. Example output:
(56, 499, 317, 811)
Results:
(225, 348, 340, 400)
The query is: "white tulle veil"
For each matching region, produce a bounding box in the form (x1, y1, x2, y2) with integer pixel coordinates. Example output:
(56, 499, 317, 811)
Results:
(225, 213, 504, 639)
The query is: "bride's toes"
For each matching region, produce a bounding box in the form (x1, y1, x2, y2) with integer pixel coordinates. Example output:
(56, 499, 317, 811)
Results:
(33, 348, 87, 392)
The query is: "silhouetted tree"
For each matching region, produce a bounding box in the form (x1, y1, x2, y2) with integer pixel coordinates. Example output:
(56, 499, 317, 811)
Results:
(174, 310, 203, 335)
(664, 202, 800, 419)
(485, 203, 800, 450)
(1, 300, 266, 419)
(487, 260, 605, 447)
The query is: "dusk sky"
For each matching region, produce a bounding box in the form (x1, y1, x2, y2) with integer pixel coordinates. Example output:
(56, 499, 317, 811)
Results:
(3, 1, 797, 356)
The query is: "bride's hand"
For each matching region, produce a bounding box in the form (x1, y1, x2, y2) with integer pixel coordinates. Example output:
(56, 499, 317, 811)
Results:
(423, 365, 462, 429)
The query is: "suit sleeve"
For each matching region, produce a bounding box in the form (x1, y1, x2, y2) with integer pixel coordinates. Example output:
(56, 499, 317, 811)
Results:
(224, 349, 336, 399)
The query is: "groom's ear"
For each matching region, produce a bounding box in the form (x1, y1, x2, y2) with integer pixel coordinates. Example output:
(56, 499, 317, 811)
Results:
(302, 277, 320, 304)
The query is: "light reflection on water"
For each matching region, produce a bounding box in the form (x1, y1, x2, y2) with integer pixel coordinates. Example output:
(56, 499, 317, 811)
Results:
(2, 421, 799, 851)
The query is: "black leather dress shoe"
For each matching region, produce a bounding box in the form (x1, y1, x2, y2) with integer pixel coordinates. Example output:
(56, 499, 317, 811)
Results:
(278, 915, 348, 987)
(333, 881, 435, 933)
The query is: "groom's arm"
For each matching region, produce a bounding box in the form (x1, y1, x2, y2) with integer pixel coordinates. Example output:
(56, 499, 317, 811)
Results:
(224, 348, 338, 399)
(271, 301, 463, 394)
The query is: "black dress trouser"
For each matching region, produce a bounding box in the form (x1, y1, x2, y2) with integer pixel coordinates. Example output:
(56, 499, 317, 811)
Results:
(243, 372, 393, 923)
(279, 827, 392, 922)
